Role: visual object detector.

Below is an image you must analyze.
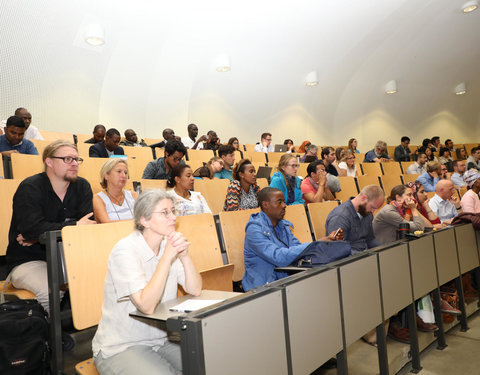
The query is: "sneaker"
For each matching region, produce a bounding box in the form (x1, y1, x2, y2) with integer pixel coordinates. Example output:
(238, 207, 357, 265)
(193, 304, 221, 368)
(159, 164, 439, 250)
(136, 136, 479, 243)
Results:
(440, 299, 461, 315)
(416, 316, 438, 332)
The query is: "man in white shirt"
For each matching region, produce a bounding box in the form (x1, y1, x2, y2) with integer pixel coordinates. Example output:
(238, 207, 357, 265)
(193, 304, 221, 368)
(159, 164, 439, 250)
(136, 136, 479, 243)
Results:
(254, 132, 274, 153)
(428, 180, 462, 224)
(0, 107, 44, 140)
(181, 123, 205, 149)
(406, 152, 427, 174)
(450, 160, 466, 188)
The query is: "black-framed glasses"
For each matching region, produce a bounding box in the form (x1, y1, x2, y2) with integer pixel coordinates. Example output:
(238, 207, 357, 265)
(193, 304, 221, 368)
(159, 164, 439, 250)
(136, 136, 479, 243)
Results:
(51, 156, 84, 165)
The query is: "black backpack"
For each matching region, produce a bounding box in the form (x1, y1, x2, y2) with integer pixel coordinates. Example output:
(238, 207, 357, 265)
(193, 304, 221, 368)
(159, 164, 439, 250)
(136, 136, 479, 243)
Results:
(0, 299, 50, 374)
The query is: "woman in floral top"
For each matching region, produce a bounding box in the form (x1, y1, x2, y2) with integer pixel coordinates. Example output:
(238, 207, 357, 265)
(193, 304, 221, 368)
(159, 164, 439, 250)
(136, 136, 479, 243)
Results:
(224, 159, 260, 211)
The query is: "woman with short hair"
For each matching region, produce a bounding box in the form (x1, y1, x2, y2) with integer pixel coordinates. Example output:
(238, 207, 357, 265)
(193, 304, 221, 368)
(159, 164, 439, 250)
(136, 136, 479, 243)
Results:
(93, 159, 138, 223)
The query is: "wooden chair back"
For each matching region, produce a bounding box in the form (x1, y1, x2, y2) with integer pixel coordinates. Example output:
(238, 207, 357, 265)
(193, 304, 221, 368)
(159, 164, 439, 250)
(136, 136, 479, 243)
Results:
(76, 142, 91, 158)
(256, 178, 269, 189)
(74, 134, 92, 144)
(459, 186, 468, 198)
(11, 153, 43, 180)
(78, 157, 109, 182)
(401, 174, 420, 184)
(0, 157, 3, 178)
(335, 176, 358, 202)
(308, 201, 340, 240)
(194, 179, 230, 215)
(267, 152, 285, 164)
(379, 175, 403, 195)
(62, 221, 135, 330)
(400, 161, 415, 173)
(0, 179, 21, 256)
(122, 146, 154, 164)
(284, 204, 313, 243)
(39, 131, 74, 143)
(143, 138, 163, 146)
(356, 175, 380, 191)
(244, 144, 256, 153)
(381, 162, 402, 175)
(250, 152, 267, 164)
(360, 163, 382, 176)
(140, 179, 168, 191)
(31, 139, 52, 156)
(187, 149, 214, 163)
(219, 208, 260, 281)
(297, 163, 309, 179)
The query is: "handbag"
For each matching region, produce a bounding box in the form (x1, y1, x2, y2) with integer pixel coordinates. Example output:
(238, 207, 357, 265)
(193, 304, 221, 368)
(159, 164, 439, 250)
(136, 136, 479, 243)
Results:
(291, 240, 351, 267)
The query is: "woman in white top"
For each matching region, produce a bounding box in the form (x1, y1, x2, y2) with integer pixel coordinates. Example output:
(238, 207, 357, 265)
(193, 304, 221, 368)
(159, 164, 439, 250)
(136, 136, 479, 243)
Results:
(93, 159, 138, 223)
(338, 150, 358, 177)
(92, 189, 202, 374)
(167, 164, 212, 216)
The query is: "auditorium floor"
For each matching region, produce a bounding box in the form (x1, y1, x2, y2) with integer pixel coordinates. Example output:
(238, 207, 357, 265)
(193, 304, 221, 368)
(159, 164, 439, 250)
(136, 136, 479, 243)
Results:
(64, 311, 480, 375)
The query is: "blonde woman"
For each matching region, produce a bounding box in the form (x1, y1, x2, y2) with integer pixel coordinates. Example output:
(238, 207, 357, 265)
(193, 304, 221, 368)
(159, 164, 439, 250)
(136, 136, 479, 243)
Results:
(338, 150, 358, 177)
(269, 154, 304, 205)
(93, 159, 138, 223)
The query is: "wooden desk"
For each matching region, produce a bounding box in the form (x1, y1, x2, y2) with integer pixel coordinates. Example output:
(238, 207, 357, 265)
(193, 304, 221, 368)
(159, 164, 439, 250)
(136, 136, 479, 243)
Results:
(130, 290, 241, 322)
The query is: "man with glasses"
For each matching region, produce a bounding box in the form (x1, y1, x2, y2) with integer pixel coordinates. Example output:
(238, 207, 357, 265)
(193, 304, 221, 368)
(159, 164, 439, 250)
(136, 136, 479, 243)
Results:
(0, 116, 39, 156)
(142, 140, 186, 179)
(6, 140, 95, 348)
(254, 132, 274, 153)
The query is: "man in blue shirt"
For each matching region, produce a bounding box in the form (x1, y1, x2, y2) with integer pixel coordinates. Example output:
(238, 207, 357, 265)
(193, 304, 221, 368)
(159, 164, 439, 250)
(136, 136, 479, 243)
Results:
(416, 161, 442, 192)
(0, 116, 39, 156)
(364, 140, 391, 163)
(326, 185, 384, 254)
(214, 145, 235, 180)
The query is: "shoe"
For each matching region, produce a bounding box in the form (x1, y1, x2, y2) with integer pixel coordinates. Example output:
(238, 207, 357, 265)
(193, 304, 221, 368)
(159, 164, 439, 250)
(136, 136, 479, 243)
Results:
(416, 316, 438, 332)
(388, 324, 410, 344)
(62, 332, 75, 352)
(463, 289, 478, 300)
(320, 358, 337, 370)
(440, 299, 461, 315)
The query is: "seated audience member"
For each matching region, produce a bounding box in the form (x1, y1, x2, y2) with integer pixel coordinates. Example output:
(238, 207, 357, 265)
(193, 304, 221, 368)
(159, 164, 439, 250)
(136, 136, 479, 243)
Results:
(439, 164, 449, 180)
(455, 147, 467, 160)
(373, 185, 424, 245)
(466, 146, 480, 171)
(1, 107, 44, 140)
(207, 156, 224, 176)
(407, 152, 428, 174)
(89, 128, 124, 158)
(338, 151, 358, 177)
(335, 147, 345, 162)
(120, 129, 147, 147)
(301, 160, 334, 204)
(227, 137, 240, 151)
(284, 139, 296, 153)
(326, 185, 385, 254)
(422, 138, 433, 150)
(406, 182, 443, 228)
(181, 123, 206, 150)
(0, 116, 39, 156)
(394, 136, 411, 162)
(364, 140, 391, 163)
(460, 169, 480, 213)
(321, 146, 341, 176)
(203, 130, 220, 151)
(300, 143, 318, 162)
(450, 160, 467, 188)
(93, 159, 138, 223)
(428, 180, 461, 224)
(242, 187, 342, 292)
(214, 145, 236, 180)
(92, 189, 201, 374)
(270, 154, 304, 205)
(224, 159, 260, 211)
(297, 140, 311, 154)
(431, 136, 441, 152)
(85, 124, 106, 144)
(420, 146, 437, 162)
(348, 138, 360, 154)
(417, 161, 442, 192)
(149, 128, 177, 148)
(6, 140, 94, 316)
(438, 147, 453, 166)
(167, 164, 211, 216)
(142, 140, 186, 180)
(254, 132, 274, 153)
(445, 139, 455, 152)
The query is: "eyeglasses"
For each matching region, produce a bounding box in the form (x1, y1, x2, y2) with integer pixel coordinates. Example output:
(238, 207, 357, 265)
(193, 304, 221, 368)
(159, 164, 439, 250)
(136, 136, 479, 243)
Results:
(286, 164, 299, 168)
(51, 156, 84, 165)
(152, 208, 178, 218)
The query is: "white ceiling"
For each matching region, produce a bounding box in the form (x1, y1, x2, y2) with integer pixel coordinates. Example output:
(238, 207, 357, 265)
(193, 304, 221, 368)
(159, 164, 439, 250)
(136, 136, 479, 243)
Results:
(0, 0, 478, 145)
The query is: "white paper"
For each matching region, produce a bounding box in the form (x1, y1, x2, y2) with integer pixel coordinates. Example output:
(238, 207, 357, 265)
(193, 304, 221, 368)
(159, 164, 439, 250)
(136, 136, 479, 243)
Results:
(169, 299, 224, 313)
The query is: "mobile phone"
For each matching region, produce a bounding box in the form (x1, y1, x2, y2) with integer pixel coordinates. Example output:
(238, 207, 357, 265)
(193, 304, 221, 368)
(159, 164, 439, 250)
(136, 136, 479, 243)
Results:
(334, 228, 342, 237)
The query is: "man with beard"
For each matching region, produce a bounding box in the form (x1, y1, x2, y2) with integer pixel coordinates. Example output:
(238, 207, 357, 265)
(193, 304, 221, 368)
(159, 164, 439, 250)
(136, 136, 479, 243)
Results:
(325, 185, 384, 254)
(6, 140, 95, 315)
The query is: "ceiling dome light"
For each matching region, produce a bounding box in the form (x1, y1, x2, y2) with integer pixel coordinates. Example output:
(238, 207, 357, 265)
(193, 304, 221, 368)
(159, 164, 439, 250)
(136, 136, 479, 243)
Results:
(462, 1, 478, 13)
(385, 80, 397, 94)
(305, 71, 319, 86)
(215, 54, 231, 72)
(455, 82, 467, 95)
(84, 24, 105, 46)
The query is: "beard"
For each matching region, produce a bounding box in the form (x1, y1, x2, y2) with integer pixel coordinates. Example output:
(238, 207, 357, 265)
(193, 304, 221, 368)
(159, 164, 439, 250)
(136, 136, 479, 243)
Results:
(358, 203, 370, 217)
(64, 171, 78, 183)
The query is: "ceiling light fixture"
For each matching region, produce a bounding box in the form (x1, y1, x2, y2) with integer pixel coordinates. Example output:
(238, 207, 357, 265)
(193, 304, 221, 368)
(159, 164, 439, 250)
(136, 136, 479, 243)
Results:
(84, 24, 105, 46)
(215, 54, 231, 72)
(305, 71, 319, 86)
(462, 0, 478, 13)
(455, 82, 467, 95)
(385, 80, 397, 94)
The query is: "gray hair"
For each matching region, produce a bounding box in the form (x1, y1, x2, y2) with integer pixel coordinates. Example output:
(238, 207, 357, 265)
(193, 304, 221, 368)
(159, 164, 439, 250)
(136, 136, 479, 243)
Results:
(134, 189, 176, 232)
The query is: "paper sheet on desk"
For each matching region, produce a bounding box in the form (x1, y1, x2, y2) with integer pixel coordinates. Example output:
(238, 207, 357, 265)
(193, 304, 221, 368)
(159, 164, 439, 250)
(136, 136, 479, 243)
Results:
(169, 299, 224, 313)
